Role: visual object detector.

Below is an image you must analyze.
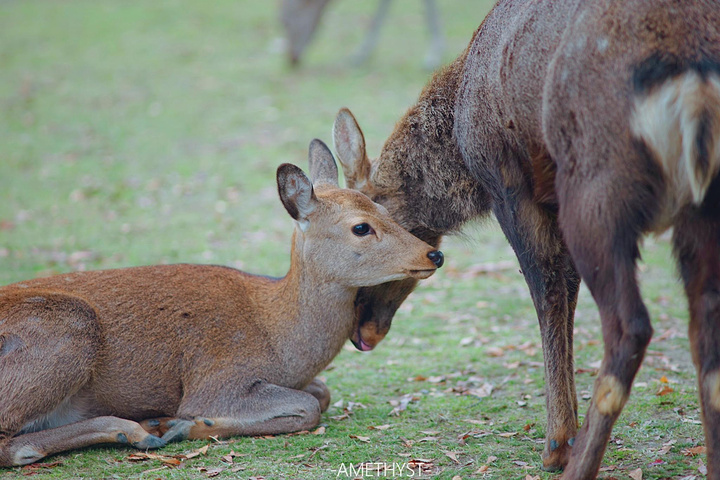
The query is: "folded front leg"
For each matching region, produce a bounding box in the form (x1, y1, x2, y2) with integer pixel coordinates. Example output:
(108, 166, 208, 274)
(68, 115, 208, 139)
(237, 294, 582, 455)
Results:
(303, 378, 331, 412)
(151, 380, 322, 443)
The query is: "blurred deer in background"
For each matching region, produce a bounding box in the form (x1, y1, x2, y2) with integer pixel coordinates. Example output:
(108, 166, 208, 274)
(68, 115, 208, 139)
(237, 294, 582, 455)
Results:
(0, 140, 443, 467)
(332, 0, 720, 478)
(280, 0, 445, 69)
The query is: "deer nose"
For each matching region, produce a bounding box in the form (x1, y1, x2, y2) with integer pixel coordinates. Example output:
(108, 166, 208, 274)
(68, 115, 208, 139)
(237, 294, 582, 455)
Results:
(427, 250, 444, 268)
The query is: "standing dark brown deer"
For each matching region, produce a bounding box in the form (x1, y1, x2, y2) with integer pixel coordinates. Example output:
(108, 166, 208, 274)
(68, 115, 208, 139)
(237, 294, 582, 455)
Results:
(0, 140, 443, 467)
(331, 1, 720, 478)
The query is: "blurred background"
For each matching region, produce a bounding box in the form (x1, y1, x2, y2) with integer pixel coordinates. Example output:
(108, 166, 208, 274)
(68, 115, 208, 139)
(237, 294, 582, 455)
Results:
(0, 0, 491, 283)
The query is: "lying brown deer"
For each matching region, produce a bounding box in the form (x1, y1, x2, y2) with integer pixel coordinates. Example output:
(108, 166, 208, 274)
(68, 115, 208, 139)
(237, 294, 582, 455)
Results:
(0, 139, 443, 467)
(279, 0, 444, 69)
(331, 1, 720, 478)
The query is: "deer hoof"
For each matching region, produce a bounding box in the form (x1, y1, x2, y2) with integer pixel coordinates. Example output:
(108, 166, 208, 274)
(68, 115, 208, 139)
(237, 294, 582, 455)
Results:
(161, 419, 194, 443)
(541, 437, 573, 472)
(12, 445, 44, 466)
(133, 434, 166, 450)
(198, 417, 214, 427)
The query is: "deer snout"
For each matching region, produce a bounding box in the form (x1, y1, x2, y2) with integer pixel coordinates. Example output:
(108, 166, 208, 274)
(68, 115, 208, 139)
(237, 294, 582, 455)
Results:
(427, 250, 444, 268)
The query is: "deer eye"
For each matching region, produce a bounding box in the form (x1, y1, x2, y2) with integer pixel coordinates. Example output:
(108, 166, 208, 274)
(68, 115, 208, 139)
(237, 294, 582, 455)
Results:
(352, 223, 374, 236)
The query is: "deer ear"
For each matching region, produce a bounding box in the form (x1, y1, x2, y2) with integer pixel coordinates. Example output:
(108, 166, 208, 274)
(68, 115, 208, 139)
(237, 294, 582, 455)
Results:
(277, 163, 317, 228)
(308, 139, 339, 187)
(333, 108, 371, 189)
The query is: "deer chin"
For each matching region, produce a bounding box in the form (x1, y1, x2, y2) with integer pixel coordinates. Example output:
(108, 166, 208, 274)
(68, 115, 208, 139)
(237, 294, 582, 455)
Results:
(405, 268, 436, 280)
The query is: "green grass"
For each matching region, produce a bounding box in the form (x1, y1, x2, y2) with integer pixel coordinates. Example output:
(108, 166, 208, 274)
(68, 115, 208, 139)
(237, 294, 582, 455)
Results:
(0, 1, 707, 479)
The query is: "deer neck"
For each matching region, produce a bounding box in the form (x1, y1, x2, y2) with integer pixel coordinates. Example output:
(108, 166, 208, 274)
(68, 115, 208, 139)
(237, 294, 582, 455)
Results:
(269, 230, 357, 387)
(376, 49, 490, 243)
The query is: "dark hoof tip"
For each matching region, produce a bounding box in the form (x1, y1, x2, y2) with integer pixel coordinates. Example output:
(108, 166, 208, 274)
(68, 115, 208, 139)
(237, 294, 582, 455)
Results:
(146, 419, 161, 427)
(134, 434, 166, 450)
(202, 418, 214, 427)
(568, 436, 575, 446)
(116, 433, 129, 444)
(550, 439, 559, 451)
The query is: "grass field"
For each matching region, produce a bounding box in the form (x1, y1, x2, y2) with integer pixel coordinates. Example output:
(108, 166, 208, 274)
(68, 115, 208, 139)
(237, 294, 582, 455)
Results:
(0, 1, 709, 479)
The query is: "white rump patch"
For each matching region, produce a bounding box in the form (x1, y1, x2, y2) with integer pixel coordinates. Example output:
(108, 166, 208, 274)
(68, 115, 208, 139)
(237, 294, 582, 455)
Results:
(631, 72, 720, 208)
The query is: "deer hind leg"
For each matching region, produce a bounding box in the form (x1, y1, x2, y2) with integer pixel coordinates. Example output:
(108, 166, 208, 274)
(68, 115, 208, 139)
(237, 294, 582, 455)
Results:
(149, 379, 322, 443)
(0, 292, 94, 465)
(1, 416, 165, 466)
(559, 187, 653, 480)
(350, 0, 391, 65)
(0, 292, 166, 466)
(490, 187, 580, 471)
(422, 0, 445, 70)
(674, 209, 720, 479)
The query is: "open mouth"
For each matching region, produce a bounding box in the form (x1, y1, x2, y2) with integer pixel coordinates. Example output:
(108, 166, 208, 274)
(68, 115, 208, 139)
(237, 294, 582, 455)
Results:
(351, 328, 374, 351)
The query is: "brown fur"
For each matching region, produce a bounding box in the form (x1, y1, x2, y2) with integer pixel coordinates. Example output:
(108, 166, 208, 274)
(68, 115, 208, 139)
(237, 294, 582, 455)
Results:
(333, 1, 720, 478)
(0, 140, 442, 467)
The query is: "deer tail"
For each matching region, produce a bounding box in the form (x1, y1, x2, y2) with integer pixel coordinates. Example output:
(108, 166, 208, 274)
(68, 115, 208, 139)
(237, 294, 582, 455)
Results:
(632, 65, 720, 205)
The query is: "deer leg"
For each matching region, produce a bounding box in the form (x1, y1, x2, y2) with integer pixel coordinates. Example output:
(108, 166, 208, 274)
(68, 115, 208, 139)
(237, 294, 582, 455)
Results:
(350, 0, 391, 65)
(422, 0, 444, 70)
(140, 378, 330, 438)
(560, 196, 653, 480)
(0, 417, 165, 466)
(152, 380, 321, 443)
(674, 212, 720, 479)
(303, 378, 331, 412)
(491, 191, 580, 471)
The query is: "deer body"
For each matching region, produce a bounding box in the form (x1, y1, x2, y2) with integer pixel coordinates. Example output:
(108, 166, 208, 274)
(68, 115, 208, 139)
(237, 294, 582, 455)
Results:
(0, 140, 442, 466)
(333, 1, 720, 478)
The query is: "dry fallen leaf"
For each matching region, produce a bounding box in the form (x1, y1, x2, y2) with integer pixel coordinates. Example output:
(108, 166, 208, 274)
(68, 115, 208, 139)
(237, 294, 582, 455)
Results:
(444, 451, 460, 463)
(407, 458, 435, 474)
(466, 382, 494, 399)
(312, 426, 326, 435)
(682, 446, 707, 456)
(20, 461, 62, 472)
(656, 385, 674, 396)
(349, 434, 371, 443)
(476, 465, 490, 473)
(698, 458, 708, 475)
(486, 346, 505, 357)
(629, 467, 643, 480)
(498, 432, 518, 438)
(389, 394, 417, 416)
(658, 439, 676, 455)
(368, 424, 392, 430)
(183, 444, 210, 460)
(126, 452, 182, 466)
